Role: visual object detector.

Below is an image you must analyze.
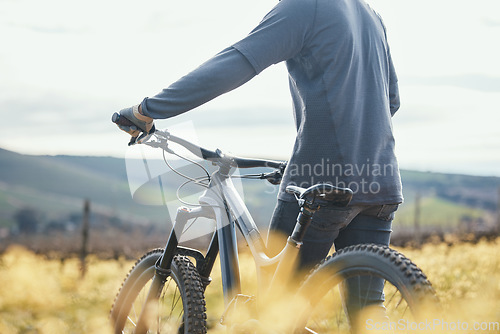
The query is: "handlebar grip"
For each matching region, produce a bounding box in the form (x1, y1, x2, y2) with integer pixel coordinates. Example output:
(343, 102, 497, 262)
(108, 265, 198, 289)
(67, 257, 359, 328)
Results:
(112, 112, 135, 127)
(112, 112, 140, 146)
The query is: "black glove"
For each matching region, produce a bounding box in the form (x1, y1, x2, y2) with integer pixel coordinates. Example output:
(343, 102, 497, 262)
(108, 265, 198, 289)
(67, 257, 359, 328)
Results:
(112, 104, 155, 145)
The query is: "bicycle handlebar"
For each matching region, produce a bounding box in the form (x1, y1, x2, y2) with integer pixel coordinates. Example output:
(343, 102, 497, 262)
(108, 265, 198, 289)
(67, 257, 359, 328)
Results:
(112, 112, 286, 169)
(112, 112, 286, 170)
(160, 130, 286, 170)
(166, 133, 220, 161)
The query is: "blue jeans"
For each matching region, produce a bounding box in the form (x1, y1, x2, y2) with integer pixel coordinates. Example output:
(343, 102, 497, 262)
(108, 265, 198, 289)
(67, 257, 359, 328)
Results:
(268, 200, 398, 331)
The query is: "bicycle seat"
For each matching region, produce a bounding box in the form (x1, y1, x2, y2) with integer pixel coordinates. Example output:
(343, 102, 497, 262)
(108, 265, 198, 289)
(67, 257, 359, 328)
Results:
(286, 183, 353, 207)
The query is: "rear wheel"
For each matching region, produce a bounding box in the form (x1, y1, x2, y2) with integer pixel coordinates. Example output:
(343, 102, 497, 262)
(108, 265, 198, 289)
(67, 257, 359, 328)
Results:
(295, 244, 439, 334)
(110, 249, 207, 333)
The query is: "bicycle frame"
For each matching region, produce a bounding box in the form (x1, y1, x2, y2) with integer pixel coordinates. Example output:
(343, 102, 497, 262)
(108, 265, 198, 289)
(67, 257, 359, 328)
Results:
(159, 163, 300, 307)
(128, 130, 350, 332)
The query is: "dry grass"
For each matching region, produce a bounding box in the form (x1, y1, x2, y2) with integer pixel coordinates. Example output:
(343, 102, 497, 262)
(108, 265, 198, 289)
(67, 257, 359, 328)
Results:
(0, 238, 499, 333)
(0, 246, 130, 333)
(399, 237, 500, 328)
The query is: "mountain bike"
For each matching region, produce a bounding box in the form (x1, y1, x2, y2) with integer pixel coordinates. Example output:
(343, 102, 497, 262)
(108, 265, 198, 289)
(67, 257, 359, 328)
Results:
(110, 116, 438, 334)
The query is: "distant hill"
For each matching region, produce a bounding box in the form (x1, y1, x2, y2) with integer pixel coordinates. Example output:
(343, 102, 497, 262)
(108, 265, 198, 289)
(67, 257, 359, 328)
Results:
(0, 147, 170, 228)
(1, 147, 499, 234)
(397, 170, 500, 228)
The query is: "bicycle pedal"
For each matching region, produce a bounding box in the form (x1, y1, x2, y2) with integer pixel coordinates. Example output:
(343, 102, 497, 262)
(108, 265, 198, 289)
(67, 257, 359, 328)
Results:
(220, 294, 256, 326)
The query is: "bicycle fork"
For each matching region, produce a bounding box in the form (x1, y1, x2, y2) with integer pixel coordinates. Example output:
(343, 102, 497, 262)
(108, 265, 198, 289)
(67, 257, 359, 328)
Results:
(134, 205, 214, 334)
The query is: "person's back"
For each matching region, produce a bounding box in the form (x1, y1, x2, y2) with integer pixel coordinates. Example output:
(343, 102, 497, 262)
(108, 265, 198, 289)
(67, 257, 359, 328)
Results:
(236, 0, 402, 204)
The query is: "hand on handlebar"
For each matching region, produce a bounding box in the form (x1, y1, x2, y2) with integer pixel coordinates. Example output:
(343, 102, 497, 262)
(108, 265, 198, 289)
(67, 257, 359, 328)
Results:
(112, 104, 156, 145)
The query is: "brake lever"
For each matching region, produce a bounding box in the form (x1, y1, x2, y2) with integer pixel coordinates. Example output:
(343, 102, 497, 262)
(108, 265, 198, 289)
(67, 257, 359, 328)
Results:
(136, 132, 154, 145)
(261, 169, 283, 185)
(128, 136, 139, 146)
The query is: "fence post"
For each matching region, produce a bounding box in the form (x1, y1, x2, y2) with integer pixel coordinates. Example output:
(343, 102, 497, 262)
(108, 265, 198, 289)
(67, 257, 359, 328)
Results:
(414, 192, 422, 247)
(80, 199, 90, 278)
(497, 186, 500, 234)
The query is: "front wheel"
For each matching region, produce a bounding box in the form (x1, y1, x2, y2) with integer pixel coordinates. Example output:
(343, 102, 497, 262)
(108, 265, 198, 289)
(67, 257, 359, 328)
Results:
(294, 244, 439, 334)
(110, 249, 207, 333)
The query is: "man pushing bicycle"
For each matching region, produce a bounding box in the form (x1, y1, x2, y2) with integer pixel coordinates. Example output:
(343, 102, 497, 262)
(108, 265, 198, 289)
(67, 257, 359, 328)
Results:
(114, 0, 402, 332)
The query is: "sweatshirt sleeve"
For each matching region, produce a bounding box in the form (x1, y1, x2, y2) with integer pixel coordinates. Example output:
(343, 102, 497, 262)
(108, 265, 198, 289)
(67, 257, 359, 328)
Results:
(388, 51, 400, 116)
(141, 47, 256, 119)
(233, 0, 315, 74)
(375, 11, 400, 116)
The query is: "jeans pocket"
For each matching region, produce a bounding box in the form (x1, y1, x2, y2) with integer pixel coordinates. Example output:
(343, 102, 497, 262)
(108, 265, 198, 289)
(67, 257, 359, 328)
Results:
(311, 206, 358, 231)
(375, 204, 399, 222)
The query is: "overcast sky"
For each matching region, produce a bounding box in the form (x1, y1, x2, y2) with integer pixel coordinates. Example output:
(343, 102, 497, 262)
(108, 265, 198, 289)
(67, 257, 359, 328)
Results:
(1, 0, 499, 176)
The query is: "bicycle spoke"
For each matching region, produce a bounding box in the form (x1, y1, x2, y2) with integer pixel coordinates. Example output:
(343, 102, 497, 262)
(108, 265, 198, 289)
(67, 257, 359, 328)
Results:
(126, 316, 137, 328)
(357, 276, 361, 310)
(170, 285, 179, 317)
(363, 275, 373, 308)
(130, 304, 138, 327)
(401, 305, 409, 319)
(176, 309, 184, 323)
(127, 284, 147, 330)
(171, 295, 182, 317)
(385, 287, 397, 309)
(395, 295, 403, 308)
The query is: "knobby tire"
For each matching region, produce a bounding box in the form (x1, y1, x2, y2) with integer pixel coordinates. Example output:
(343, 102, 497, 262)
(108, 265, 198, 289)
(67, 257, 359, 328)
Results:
(110, 249, 207, 333)
(295, 244, 439, 333)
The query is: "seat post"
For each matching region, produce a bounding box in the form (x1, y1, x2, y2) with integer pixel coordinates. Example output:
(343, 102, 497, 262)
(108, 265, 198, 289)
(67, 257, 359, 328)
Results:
(289, 206, 317, 248)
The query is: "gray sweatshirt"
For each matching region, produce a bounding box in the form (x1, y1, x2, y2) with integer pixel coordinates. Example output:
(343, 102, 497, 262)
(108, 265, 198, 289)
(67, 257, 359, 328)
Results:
(141, 0, 402, 205)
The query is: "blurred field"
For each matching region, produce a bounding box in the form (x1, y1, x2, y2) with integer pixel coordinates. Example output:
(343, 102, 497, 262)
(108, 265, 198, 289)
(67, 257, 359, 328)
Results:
(0, 238, 499, 333)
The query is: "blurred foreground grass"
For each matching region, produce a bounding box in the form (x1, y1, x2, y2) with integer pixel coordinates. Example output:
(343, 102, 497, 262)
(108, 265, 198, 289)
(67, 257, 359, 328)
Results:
(0, 238, 499, 333)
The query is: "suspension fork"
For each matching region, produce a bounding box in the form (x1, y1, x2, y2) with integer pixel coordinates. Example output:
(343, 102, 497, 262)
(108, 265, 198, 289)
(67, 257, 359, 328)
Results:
(197, 230, 219, 287)
(134, 205, 214, 334)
